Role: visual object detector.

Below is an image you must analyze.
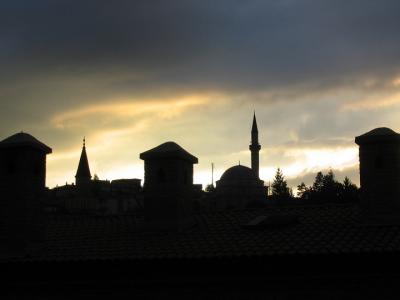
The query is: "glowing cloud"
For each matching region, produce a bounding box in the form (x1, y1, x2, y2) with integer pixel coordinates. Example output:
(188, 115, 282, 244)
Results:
(260, 146, 358, 183)
(340, 92, 400, 112)
(45, 93, 227, 188)
(51, 94, 216, 129)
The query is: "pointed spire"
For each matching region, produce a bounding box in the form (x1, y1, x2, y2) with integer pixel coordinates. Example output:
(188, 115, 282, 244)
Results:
(251, 111, 258, 133)
(249, 111, 261, 179)
(75, 137, 91, 180)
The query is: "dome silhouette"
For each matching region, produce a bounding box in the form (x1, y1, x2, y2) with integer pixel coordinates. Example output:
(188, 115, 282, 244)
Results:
(216, 165, 266, 209)
(219, 165, 258, 184)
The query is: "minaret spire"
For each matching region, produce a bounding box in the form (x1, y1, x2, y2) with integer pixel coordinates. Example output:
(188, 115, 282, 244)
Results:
(251, 111, 258, 134)
(249, 112, 261, 178)
(75, 137, 91, 187)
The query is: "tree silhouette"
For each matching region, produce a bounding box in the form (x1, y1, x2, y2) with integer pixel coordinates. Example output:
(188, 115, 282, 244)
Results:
(297, 170, 359, 204)
(271, 168, 292, 202)
(312, 172, 324, 193)
(339, 176, 359, 203)
(297, 182, 310, 199)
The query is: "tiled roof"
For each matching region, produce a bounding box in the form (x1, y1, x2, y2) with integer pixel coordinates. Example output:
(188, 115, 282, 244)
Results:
(3, 203, 400, 263)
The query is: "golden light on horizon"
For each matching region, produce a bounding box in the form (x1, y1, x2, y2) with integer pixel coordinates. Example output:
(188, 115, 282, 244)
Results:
(45, 92, 228, 188)
(260, 146, 358, 183)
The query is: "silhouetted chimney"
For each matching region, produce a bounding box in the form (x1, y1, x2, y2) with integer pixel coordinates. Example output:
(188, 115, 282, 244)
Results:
(140, 142, 198, 230)
(355, 127, 400, 224)
(0, 132, 52, 255)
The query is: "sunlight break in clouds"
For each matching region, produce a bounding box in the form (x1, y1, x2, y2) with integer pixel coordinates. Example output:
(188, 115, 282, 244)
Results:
(46, 93, 226, 188)
(260, 146, 358, 183)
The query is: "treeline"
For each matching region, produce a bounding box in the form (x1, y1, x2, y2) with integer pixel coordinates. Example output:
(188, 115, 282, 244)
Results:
(270, 168, 359, 205)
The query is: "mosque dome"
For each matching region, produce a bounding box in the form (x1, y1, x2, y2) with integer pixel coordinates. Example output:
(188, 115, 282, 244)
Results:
(216, 165, 266, 209)
(219, 165, 258, 184)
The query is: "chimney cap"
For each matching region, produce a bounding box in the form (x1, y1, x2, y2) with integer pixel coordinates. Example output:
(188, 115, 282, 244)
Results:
(355, 127, 400, 145)
(0, 132, 52, 153)
(140, 141, 198, 163)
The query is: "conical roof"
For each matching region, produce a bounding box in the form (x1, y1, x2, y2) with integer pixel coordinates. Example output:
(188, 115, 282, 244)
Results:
(251, 112, 258, 133)
(75, 139, 91, 179)
(140, 141, 198, 163)
(0, 132, 52, 153)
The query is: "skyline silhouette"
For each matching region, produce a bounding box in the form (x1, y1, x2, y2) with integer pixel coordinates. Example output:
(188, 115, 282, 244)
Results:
(3, 112, 363, 194)
(1, 123, 400, 298)
(2, 2, 400, 193)
(2, 1, 400, 298)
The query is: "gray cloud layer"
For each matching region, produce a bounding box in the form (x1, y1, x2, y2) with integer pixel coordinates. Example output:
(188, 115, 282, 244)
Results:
(2, 0, 400, 92)
(1, 0, 400, 188)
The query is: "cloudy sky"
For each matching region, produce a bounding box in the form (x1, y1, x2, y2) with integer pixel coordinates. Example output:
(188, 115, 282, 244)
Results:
(1, 0, 400, 190)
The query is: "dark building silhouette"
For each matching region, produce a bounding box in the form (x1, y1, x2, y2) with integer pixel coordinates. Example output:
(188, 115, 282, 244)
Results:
(355, 127, 400, 224)
(215, 113, 267, 209)
(216, 165, 266, 209)
(2, 128, 400, 298)
(75, 138, 91, 191)
(140, 141, 198, 230)
(71, 138, 96, 211)
(0, 132, 51, 253)
(0, 132, 52, 192)
(50, 138, 143, 215)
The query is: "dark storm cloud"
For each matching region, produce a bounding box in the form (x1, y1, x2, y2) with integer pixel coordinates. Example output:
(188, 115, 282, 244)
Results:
(2, 0, 400, 92)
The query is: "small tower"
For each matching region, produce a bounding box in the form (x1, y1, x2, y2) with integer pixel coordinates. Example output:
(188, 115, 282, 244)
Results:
(0, 132, 52, 253)
(0, 132, 52, 193)
(140, 142, 198, 230)
(75, 137, 91, 190)
(355, 127, 400, 224)
(249, 112, 261, 178)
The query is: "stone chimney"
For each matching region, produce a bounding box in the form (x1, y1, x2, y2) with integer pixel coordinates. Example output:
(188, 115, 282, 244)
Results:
(140, 141, 198, 230)
(0, 132, 52, 255)
(355, 127, 400, 224)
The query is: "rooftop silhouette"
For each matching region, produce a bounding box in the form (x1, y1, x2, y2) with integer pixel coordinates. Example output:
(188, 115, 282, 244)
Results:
(1, 119, 400, 298)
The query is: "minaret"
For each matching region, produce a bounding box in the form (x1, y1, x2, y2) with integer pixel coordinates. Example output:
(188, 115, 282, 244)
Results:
(249, 112, 261, 178)
(75, 137, 91, 188)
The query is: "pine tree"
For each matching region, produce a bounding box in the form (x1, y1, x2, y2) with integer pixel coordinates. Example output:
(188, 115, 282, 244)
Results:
(312, 172, 324, 193)
(340, 176, 359, 202)
(271, 168, 290, 199)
